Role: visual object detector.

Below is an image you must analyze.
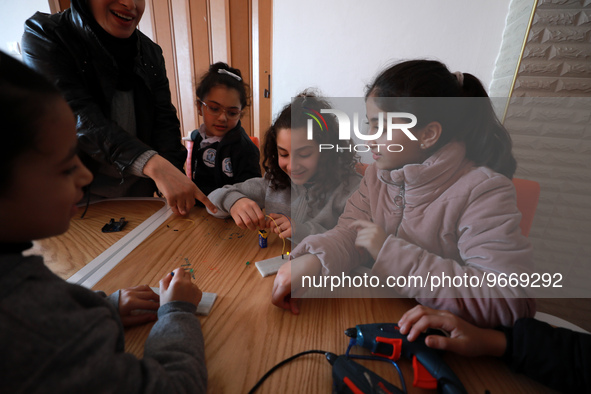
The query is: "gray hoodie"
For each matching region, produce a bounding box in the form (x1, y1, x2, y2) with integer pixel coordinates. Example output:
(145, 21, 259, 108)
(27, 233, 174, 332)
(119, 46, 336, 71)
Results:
(207, 172, 362, 244)
(0, 249, 206, 393)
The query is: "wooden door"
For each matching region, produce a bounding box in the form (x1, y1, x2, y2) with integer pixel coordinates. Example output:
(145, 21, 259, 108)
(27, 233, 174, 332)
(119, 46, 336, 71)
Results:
(252, 0, 272, 142)
(48, 0, 70, 13)
(141, 0, 273, 140)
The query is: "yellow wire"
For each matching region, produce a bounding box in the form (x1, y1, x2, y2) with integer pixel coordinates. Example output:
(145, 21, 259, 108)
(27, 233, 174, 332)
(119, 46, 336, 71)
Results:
(265, 215, 289, 257)
(167, 218, 195, 231)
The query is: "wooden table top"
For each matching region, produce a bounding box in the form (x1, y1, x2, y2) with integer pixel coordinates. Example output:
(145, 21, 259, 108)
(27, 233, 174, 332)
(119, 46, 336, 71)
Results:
(38, 199, 555, 394)
(26, 199, 166, 279)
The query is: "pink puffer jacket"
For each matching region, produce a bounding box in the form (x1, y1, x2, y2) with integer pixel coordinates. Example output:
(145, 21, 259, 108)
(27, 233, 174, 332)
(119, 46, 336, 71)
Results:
(293, 141, 536, 328)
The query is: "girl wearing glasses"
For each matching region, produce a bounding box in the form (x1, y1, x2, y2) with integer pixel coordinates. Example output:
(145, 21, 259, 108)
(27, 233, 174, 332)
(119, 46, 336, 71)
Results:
(189, 62, 262, 199)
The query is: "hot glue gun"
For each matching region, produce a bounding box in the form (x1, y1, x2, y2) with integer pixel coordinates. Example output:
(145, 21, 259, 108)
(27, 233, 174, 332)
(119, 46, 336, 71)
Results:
(326, 352, 404, 394)
(344, 323, 467, 394)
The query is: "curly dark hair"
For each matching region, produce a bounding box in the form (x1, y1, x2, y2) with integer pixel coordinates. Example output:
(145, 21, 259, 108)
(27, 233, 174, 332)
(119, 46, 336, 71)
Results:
(262, 90, 358, 206)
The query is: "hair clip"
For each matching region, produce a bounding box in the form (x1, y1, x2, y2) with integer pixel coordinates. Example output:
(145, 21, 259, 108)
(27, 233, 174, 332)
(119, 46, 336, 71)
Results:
(218, 69, 242, 81)
(453, 71, 464, 86)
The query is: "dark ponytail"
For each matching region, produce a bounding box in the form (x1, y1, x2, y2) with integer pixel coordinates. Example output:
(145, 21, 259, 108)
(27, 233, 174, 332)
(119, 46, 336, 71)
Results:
(459, 72, 516, 179)
(0, 51, 62, 193)
(366, 60, 516, 178)
(195, 62, 250, 109)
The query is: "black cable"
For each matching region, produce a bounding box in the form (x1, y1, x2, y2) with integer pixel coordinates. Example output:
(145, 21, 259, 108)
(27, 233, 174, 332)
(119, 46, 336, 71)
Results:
(248, 349, 328, 394)
(79, 186, 91, 219)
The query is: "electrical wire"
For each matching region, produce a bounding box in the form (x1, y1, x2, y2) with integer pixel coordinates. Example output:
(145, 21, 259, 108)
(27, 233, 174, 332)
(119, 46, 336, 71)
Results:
(249, 343, 406, 393)
(79, 186, 91, 219)
(275, 212, 293, 230)
(265, 214, 290, 257)
(166, 218, 195, 231)
(247, 350, 328, 394)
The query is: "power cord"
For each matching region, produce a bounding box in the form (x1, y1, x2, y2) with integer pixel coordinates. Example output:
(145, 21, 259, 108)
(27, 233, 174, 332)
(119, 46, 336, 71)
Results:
(248, 349, 328, 393)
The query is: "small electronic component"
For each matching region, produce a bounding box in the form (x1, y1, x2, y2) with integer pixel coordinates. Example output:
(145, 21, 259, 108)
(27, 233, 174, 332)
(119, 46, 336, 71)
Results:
(258, 230, 268, 248)
(255, 255, 285, 277)
(171, 261, 195, 279)
(148, 287, 217, 315)
(102, 217, 128, 233)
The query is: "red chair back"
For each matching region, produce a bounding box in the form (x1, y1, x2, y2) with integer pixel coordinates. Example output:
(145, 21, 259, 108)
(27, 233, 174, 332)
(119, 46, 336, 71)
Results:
(185, 139, 194, 179)
(512, 178, 541, 237)
(250, 136, 260, 148)
(355, 162, 369, 176)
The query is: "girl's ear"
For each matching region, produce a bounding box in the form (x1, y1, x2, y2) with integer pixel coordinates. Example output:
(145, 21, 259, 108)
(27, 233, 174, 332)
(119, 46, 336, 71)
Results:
(197, 100, 203, 116)
(418, 121, 442, 150)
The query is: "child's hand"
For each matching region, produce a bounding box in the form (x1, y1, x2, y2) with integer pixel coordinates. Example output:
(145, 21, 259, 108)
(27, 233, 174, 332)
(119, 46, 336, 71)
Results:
(229, 198, 266, 231)
(271, 254, 322, 314)
(266, 213, 292, 239)
(272, 261, 299, 314)
(398, 305, 507, 358)
(118, 285, 159, 327)
(350, 220, 387, 260)
(159, 268, 202, 307)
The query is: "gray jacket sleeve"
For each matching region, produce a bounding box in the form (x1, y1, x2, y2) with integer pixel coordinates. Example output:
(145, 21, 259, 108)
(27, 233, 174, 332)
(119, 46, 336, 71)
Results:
(102, 290, 120, 310)
(74, 300, 207, 394)
(207, 176, 269, 218)
(291, 173, 361, 244)
(78, 301, 207, 394)
(141, 301, 207, 393)
(0, 254, 207, 394)
(99, 291, 205, 388)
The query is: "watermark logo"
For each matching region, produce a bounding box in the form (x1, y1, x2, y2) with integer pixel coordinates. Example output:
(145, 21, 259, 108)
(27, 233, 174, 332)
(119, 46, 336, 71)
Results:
(306, 109, 417, 153)
(303, 107, 329, 132)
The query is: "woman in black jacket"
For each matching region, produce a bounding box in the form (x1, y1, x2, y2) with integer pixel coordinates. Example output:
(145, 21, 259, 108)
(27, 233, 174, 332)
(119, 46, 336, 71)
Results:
(21, 0, 215, 216)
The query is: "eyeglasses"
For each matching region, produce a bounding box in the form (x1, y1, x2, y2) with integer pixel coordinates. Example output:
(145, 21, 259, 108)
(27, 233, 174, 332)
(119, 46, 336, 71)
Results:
(199, 100, 242, 119)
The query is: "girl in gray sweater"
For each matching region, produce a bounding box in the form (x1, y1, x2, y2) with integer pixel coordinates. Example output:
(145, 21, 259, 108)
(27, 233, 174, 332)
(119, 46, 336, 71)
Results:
(208, 92, 361, 244)
(0, 51, 206, 393)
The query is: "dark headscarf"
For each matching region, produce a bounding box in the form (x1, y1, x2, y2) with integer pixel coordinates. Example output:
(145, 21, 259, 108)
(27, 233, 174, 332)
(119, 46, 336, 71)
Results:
(72, 0, 138, 90)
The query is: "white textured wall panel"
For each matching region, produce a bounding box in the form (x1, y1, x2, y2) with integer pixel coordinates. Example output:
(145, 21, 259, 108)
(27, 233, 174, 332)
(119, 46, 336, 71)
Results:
(494, 0, 591, 296)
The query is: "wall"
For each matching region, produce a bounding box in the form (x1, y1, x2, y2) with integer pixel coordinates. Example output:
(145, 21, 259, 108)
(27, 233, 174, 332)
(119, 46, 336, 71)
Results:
(490, 0, 537, 100)
(272, 0, 512, 115)
(2, 1, 513, 114)
(0, 0, 50, 59)
(503, 0, 591, 298)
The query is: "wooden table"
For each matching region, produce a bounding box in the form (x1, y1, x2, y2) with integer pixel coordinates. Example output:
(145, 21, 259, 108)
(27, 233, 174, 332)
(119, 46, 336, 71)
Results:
(26, 199, 166, 279)
(38, 199, 555, 394)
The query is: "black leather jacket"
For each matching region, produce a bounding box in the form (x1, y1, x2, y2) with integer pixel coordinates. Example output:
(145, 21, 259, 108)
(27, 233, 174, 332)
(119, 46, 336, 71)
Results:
(21, 0, 186, 189)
